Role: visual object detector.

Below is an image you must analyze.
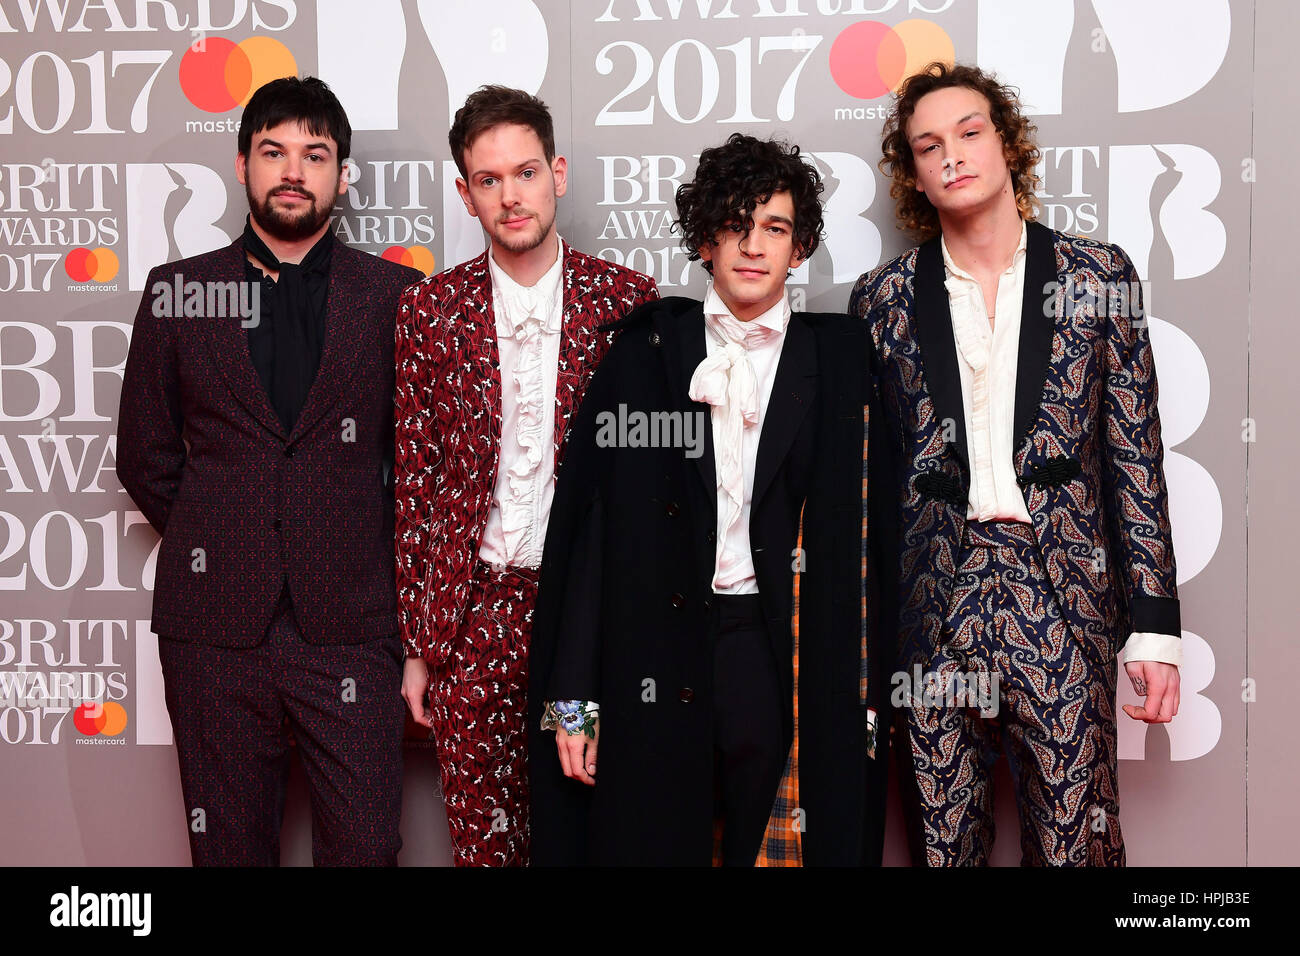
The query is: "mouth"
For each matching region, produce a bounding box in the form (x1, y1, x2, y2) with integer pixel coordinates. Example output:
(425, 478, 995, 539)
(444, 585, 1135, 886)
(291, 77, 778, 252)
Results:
(501, 215, 534, 229)
(273, 189, 312, 201)
(945, 174, 975, 189)
(734, 267, 768, 279)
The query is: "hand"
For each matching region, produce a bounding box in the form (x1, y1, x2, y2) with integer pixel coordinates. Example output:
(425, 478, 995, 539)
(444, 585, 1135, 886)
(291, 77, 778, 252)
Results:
(401, 656, 433, 728)
(556, 715, 599, 786)
(1122, 660, 1179, 723)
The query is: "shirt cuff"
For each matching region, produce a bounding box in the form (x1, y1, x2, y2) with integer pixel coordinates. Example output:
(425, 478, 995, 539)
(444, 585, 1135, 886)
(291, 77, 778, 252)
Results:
(1120, 631, 1183, 667)
(540, 700, 600, 737)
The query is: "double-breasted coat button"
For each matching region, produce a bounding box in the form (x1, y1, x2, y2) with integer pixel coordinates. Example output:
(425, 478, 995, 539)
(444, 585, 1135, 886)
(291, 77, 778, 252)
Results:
(285, 447, 294, 458)
(649, 330, 662, 347)
(272, 518, 282, 531)
(670, 592, 686, 608)
(678, 687, 695, 703)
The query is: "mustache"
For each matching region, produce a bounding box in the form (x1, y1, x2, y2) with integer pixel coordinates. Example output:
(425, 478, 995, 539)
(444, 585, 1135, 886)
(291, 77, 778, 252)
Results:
(270, 185, 316, 200)
(496, 210, 536, 224)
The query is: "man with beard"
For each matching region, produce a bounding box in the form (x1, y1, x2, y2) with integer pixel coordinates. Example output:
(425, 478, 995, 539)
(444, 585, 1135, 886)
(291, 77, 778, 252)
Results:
(394, 85, 658, 866)
(117, 76, 422, 865)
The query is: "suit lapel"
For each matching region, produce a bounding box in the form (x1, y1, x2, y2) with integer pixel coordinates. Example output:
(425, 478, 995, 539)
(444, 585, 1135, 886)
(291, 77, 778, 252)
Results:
(661, 301, 717, 505)
(203, 240, 288, 441)
(554, 243, 596, 460)
(288, 243, 368, 443)
(1012, 220, 1059, 451)
(461, 253, 503, 461)
(913, 234, 969, 469)
(752, 313, 817, 509)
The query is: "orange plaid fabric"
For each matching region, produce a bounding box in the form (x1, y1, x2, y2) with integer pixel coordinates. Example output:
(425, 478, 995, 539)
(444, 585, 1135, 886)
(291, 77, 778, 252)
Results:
(754, 499, 806, 866)
(755, 404, 872, 865)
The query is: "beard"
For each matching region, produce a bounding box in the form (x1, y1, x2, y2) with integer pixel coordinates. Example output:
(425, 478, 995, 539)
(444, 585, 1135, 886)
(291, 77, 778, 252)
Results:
(247, 183, 335, 242)
(490, 205, 556, 255)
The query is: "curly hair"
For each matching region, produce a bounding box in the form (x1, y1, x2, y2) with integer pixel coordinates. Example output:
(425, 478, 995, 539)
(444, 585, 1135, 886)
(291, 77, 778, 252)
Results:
(879, 61, 1041, 240)
(674, 133, 824, 274)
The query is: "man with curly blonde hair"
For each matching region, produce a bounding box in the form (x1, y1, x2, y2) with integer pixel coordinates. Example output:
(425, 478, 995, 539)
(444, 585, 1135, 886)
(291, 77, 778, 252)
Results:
(850, 62, 1183, 866)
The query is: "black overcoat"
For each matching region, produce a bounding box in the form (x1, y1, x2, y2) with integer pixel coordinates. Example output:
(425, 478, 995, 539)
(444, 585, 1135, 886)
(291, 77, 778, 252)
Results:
(527, 296, 897, 865)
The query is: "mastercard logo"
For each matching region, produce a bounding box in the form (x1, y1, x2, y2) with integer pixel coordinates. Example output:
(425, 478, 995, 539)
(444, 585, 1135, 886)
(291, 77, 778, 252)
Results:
(179, 36, 297, 113)
(382, 245, 436, 276)
(829, 19, 955, 100)
(65, 247, 119, 283)
(73, 701, 128, 737)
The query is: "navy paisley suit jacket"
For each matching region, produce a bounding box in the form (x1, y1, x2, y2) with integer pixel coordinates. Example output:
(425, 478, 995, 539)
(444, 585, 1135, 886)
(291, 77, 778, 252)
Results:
(849, 219, 1180, 673)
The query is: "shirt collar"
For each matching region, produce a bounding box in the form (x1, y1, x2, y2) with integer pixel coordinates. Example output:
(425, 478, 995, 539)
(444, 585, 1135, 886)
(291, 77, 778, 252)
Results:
(488, 236, 565, 332)
(940, 217, 1027, 282)
(702, 280, 791, 337)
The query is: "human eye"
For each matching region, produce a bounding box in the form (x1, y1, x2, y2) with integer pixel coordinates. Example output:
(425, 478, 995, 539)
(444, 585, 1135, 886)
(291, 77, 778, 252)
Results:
(520, 168, 536, 180)
(481, 176, 496, 187)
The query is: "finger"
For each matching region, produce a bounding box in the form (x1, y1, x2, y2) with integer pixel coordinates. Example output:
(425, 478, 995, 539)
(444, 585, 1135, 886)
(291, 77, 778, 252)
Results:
(1126, 664, 1149, 697)
(568, 735, 595, 786)
(556, 731, 574, 778)
(1158, 681, 1177, 723)
(561, 734, 593, 784)
(1122, 701, 1158, 722)
(584, 734, 598, 779)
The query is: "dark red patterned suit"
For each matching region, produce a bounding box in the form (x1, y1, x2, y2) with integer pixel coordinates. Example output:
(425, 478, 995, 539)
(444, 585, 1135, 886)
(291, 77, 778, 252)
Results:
(394, 245, 657, 865)
(117, 238, 423, 865)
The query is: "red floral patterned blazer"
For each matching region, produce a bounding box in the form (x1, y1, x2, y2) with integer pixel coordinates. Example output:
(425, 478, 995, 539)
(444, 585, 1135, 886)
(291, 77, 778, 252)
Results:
(393, 245, 658, 661)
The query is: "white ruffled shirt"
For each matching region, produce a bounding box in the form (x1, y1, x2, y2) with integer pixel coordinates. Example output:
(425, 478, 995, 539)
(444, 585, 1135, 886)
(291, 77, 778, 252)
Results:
(941, 220, 1181, 668)
(690, 282, 791, 594)
(477, 239, 565, 570)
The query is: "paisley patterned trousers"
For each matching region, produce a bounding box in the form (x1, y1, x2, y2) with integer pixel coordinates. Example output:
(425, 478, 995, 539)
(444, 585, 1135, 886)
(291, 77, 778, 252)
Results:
(429, 559, 538, 866)
(900, 520, 1125, 866)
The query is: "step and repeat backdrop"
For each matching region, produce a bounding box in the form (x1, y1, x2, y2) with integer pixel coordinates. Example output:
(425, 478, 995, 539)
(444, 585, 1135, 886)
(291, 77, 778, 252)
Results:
(0, 0, 1261, 864)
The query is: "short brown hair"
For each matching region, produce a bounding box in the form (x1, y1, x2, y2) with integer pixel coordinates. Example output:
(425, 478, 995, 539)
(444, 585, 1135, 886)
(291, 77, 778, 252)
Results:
(448, 85, 555, 180)
(879, 61, 1041, 240)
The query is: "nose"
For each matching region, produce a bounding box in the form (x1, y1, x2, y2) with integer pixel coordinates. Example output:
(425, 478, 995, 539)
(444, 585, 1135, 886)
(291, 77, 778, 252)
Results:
(737, 230, 762, 257)
(501, 176, 520, 208)
(282, 154, 305, 183)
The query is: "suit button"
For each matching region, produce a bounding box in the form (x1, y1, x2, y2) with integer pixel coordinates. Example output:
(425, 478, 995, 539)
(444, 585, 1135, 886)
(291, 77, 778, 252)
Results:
(649, 331, 662, 347)
(706, 530, 716, 543)
(285, 447, 294, 459)
(665, 501, 680, 517)
(272, 518, 282, 531)
(678, 687, 695, 703)
(670, 592, 685, 609)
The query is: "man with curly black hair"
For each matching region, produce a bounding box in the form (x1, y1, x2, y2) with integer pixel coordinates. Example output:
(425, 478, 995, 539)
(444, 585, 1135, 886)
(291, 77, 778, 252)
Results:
(528, 133, 896, 865)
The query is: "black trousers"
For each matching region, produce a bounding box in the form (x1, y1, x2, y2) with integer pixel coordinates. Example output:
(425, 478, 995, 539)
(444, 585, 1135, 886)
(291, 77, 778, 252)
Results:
(711, 592, 787, 866)
(157, 579, 406, 866)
